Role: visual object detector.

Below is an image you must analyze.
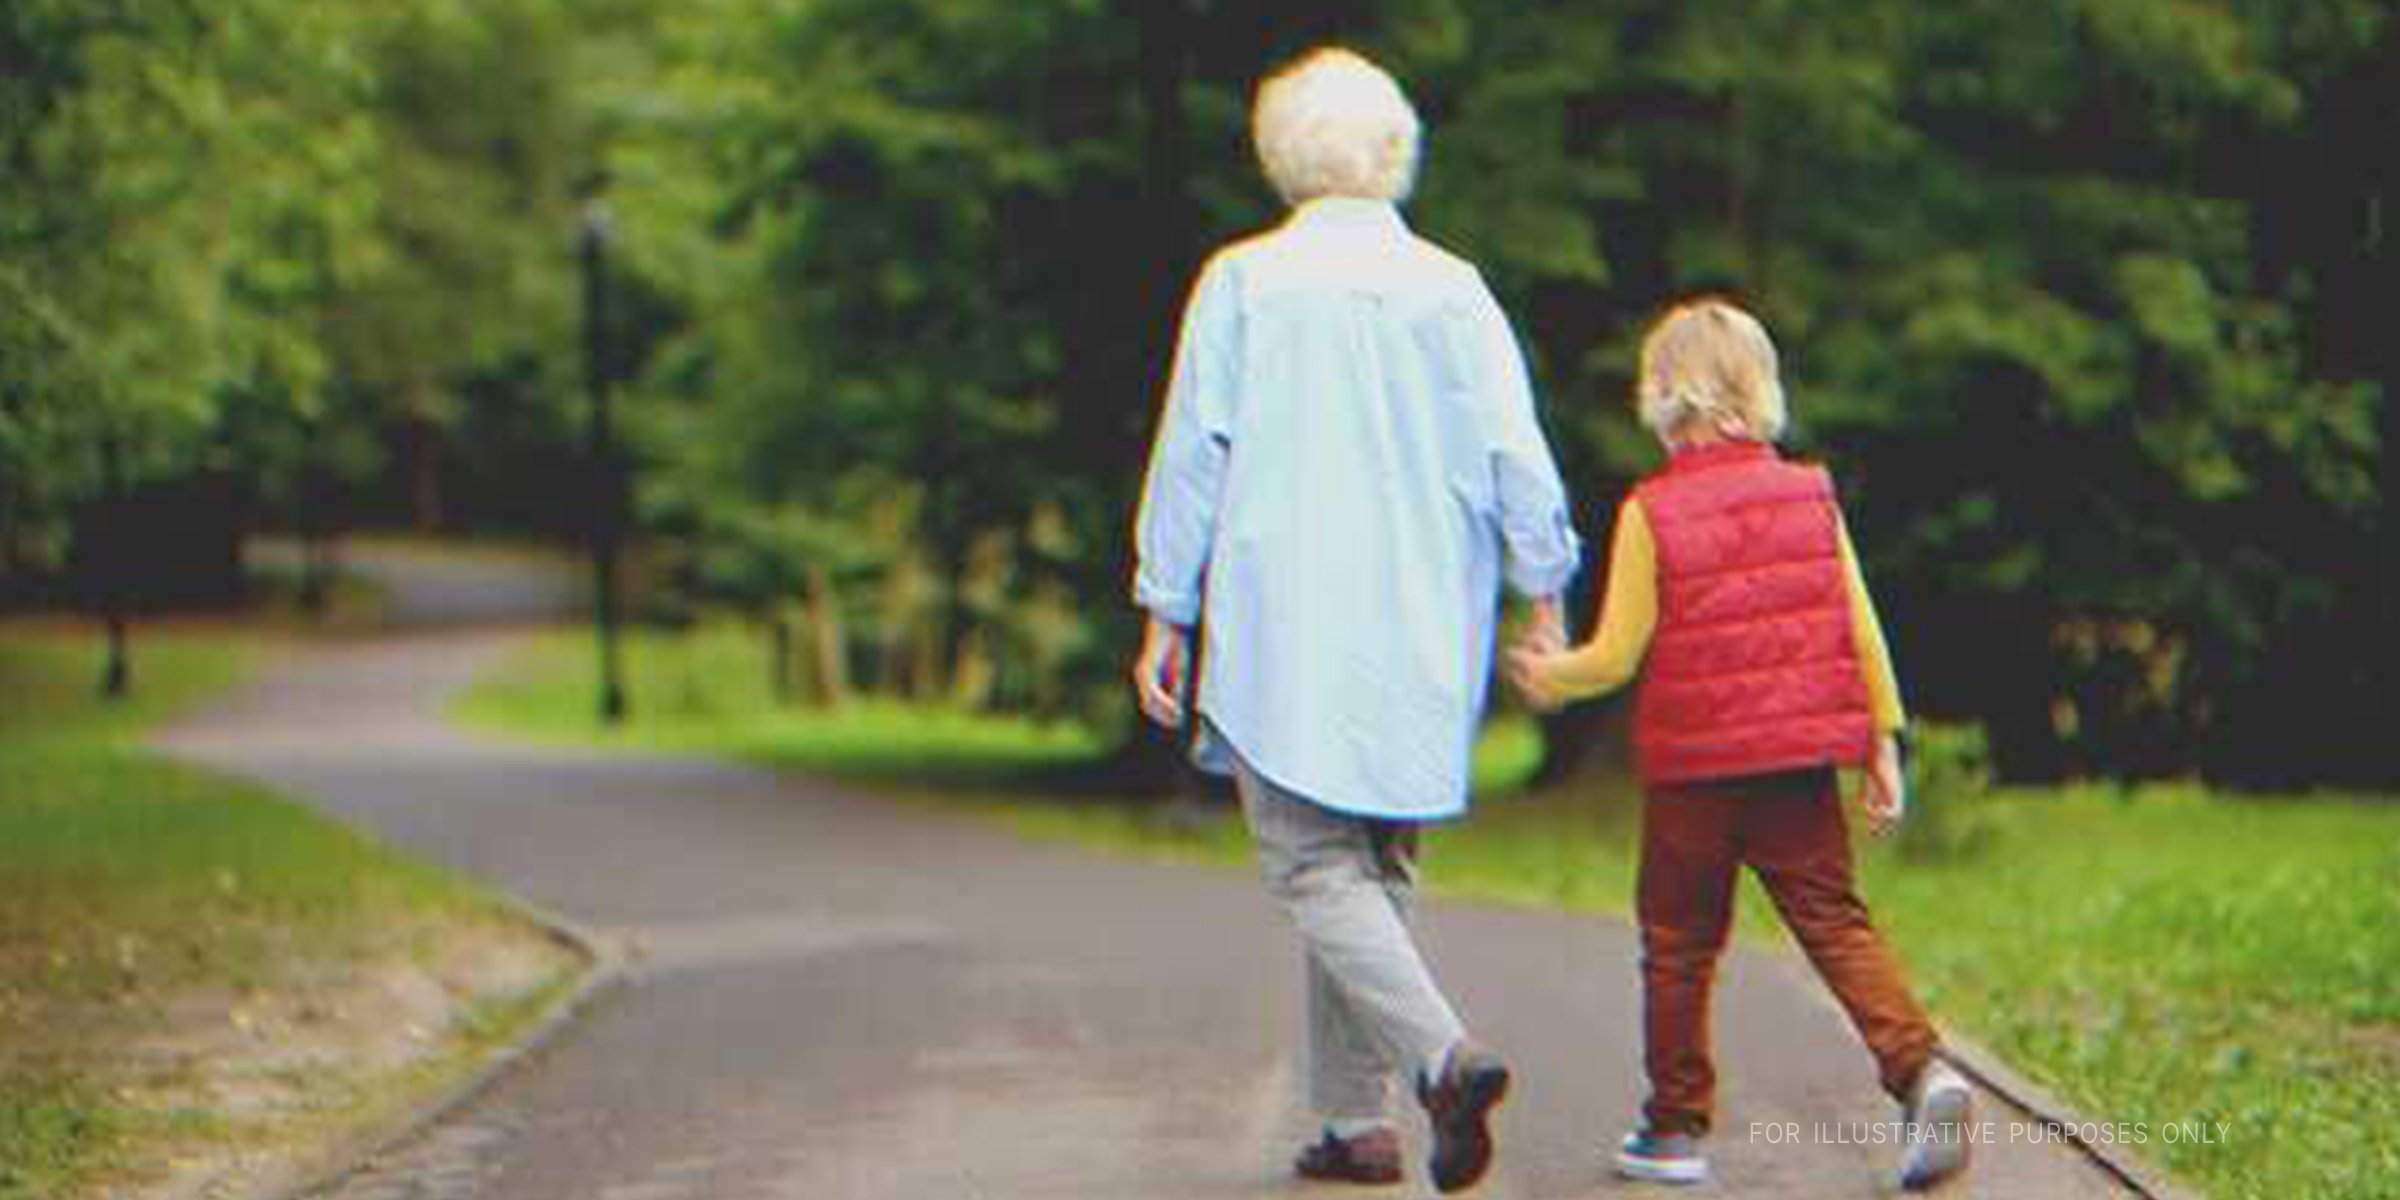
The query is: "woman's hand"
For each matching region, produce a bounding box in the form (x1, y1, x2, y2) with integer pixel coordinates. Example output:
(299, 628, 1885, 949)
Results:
(1502, 643, 1567, 712)
(1131, 617, 1191, 728)
(1857, 734, 1907, 836)
(1502, 595, 1570, 711)
(1520, 596, 1567, 655)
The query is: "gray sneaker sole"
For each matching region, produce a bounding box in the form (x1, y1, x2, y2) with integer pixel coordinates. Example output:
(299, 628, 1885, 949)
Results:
(1900, 1079, 1975, 1191)
(1614, 1151, 1710, 1186)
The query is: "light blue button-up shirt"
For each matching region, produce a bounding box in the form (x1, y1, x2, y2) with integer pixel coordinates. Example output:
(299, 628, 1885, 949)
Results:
(1132, 197, 1581, 820)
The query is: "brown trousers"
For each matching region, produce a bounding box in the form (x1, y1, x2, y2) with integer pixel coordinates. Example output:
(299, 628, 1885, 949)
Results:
(1637, 768, 1937, 1136)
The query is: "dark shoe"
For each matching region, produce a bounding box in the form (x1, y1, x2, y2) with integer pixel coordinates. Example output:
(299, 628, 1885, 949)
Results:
(1615, 1128, 1710, 1186)
(1418, 1042, 1511, 1193)
(1294, 1126, 1404, 1185)
(1898, 1061, 1975, 1191)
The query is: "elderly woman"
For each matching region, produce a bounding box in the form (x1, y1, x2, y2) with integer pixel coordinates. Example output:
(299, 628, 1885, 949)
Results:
(1129, 47, 1580, 1193)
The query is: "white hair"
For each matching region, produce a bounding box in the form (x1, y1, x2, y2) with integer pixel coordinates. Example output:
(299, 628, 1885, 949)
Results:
(1251, 48, 1422, 205)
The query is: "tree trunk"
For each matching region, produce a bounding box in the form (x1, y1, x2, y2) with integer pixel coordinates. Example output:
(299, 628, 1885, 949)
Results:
(295, 464, 339, 617)
(806, 564, 852, 708)
(299, 534, 337, 617)
(407, 395, 444, 533)
(912, 621, 944, 701)
(96, 433, 131, 700)
(951, 627, 995, 708)
(931, 523, 971, 705)
(2366, 0, 2400, 665)
(1727, 75, 1754, 291)
(1136, 0, 1196, 287)
(1089, 0, 1201, 804)
(2375, 184, 2397, 786)
(768, 611, 795, 705)
(102, 609, 130, 698)
(1978, 623, 2069, 783)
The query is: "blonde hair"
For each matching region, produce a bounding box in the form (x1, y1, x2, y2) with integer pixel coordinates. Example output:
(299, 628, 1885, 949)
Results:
(1251, 47, 1421, 205)
(1635, 298, 1789, 442)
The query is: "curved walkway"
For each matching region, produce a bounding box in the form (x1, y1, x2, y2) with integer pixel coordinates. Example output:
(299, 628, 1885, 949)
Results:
(154, 544, 2129, 1198)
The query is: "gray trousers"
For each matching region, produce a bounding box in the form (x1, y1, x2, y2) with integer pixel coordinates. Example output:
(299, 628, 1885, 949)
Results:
(1234, 760, 1467, 1122)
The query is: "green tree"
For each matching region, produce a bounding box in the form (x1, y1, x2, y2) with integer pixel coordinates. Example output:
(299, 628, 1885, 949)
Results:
(2, 0, 387, 687)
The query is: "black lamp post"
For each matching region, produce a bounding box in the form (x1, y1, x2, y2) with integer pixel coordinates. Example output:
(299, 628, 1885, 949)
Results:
(580, 191, 629, 724)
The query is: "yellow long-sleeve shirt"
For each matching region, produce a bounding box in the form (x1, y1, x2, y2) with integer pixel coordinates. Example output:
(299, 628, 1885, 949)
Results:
(1533, 496, 1908, 732)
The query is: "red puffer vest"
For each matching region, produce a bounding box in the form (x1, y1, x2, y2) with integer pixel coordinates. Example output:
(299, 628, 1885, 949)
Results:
(1631, 440, 1876, 785)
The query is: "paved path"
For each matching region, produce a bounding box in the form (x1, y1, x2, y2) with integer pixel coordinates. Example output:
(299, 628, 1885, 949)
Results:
(155, 548, 2130, 1199)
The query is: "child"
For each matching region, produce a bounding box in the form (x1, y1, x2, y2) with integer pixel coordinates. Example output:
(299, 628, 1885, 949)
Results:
(1505, 299, 1972, 1191)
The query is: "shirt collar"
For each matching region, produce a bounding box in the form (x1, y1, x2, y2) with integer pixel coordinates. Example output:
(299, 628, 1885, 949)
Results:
(1288, 195, 1407, 234)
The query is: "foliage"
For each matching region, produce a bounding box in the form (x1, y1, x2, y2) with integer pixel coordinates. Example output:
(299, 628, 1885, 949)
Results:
(1, 0, 382, 557)
(602, 0, 2390, 785)
(318, 0, 608, 534)
(1895, 722, 1997, 863)
(1765, 0, 2395, 785)
(2, 1, 2390, 783)
(620, 0, 1169, 724)
(0, 0, 620, 604)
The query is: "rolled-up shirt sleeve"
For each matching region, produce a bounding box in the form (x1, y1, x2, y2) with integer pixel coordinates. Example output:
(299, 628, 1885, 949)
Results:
(1465, 275, 1581, 598)
(1132, 257, 1240, 627)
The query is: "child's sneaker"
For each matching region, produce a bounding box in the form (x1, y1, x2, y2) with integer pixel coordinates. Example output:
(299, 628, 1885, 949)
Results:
(1615, 1128, 1709, 1185)
(1899, 1061, 1975, 1191)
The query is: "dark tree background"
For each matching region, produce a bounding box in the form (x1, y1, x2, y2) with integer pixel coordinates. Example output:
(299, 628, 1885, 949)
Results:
(3, 0, 2389, 788)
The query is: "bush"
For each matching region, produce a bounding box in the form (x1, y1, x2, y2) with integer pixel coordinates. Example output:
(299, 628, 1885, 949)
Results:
(1897, 722, 1997, 863)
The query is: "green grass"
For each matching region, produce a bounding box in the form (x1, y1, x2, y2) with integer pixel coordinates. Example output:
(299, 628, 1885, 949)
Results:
(1863, 785, 2400, 1198)
(456, 624, 1545, 794)
(0, 1073, 119, 1200)
(0, 627, 517, 1198)
(462, 624, 2400, 1200)
(0, 626, 256, 741)
(0, 632, 491, 989)
(458, 625, 1099, 784)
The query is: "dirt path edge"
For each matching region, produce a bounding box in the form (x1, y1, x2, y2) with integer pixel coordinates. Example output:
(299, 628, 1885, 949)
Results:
(254, 897, 626, 1200)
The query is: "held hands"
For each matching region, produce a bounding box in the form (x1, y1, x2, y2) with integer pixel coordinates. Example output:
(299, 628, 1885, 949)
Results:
(1502, 596, 1570, 712)
(1131, 617, 1190, 728)
(1501, 589, 1906, 834)
(1857, 735, 1907, 836)
(1502, 644, 1569, 712)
